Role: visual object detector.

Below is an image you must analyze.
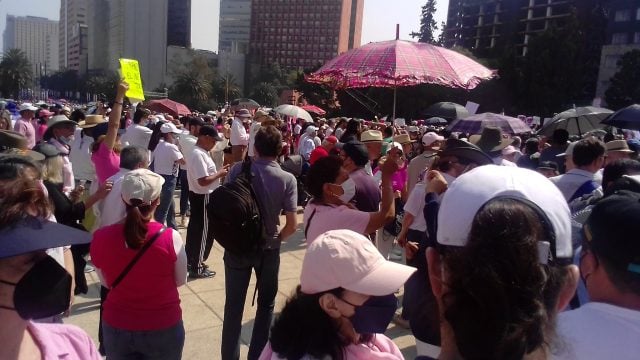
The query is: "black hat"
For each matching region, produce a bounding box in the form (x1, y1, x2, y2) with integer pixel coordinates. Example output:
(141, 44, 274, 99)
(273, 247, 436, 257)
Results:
(439, 139, 493, 166)
(198, 125, 223, 141)
(190, 117, 205, 127)
(338, 141, 369, 167)
(537, 161, 558, 171)
(469, 126, 512, 153)
(585, 190, 640, 274)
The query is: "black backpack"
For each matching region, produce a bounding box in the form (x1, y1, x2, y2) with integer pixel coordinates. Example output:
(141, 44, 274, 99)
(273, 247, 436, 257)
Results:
(208, 158, 266, 254)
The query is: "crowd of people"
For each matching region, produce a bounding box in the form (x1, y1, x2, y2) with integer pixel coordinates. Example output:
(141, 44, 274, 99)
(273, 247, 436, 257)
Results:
(1, 81, 640, 360)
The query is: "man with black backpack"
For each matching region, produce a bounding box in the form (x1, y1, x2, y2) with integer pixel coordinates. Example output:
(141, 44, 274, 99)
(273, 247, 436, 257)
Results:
(219, 125, 298, 360)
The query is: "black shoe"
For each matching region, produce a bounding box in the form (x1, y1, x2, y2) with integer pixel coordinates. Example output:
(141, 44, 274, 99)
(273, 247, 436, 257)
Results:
(188, 268, 216, 279)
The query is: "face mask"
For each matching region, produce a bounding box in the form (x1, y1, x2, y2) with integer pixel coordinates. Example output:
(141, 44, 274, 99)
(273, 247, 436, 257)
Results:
(0, 256, 72, 320)
(345, 294, 398, 334)
(340, 178, 356, 203)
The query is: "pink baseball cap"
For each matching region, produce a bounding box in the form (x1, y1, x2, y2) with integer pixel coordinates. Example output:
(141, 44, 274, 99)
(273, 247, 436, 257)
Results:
(301, 230, 417, 296)
(422, 132, 445, 146)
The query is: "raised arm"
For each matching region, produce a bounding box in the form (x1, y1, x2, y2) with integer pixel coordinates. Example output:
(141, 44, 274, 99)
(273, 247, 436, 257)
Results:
(104, 82, 129, 151)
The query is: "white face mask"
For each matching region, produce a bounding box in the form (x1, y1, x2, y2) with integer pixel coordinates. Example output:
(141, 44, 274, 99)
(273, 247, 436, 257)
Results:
(340, 178, 356, 203)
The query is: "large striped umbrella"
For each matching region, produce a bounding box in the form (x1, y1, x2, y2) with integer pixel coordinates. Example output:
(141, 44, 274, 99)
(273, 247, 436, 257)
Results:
(447, 113, 532, 135)
(306, 40, 495, 119)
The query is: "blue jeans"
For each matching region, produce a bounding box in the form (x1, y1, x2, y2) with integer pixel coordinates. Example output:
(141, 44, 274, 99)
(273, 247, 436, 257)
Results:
(154, 174, 177, 229)
(102, 320, 185, 360)
(178, 169, 189, 216)
(221, 249, 280, 360)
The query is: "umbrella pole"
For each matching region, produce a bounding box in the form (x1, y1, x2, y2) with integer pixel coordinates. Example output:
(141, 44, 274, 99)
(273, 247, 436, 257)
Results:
(576, 118, 582, 137)
(392, 87, 397, 121)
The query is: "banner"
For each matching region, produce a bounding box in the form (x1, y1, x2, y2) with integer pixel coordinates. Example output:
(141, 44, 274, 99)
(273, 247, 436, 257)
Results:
(119, 58, 145, 101)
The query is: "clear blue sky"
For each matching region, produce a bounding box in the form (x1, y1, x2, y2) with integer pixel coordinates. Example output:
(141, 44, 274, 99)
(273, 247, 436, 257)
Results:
(0, 0, 450, 51)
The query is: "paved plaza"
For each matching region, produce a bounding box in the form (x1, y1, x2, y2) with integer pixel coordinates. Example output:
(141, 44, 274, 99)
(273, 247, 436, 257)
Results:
(67, 212, 418, 359)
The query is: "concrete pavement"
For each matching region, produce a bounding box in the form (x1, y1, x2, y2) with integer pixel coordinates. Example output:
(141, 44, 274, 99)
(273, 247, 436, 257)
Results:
(66, 212, 418, 359)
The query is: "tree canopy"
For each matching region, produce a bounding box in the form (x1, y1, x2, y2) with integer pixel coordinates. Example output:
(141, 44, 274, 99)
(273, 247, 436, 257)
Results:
(410, 0, 439, 44)
(0, 49, 32, 98)
(605, 50, 640, 110)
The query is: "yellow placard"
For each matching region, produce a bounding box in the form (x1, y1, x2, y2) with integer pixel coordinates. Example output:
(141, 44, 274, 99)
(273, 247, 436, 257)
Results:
(119, 58, 145, 101)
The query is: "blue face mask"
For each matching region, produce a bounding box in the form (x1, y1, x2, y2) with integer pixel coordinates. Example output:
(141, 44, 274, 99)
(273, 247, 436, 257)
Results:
(343, 294, 398, 334)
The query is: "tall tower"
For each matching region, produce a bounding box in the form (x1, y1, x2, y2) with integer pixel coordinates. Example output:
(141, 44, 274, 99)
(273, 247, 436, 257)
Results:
(167, 0, 191, 47)
(59, 0, 87, 70)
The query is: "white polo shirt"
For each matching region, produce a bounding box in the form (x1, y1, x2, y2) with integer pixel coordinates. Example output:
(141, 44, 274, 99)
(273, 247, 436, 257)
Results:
(186, 146, 219, 194)
(121, 124, 153, 149)
(153, 140, 183, 177)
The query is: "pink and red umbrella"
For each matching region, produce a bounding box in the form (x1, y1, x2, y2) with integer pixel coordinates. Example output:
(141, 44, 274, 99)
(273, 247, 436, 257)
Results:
(306, 40, 496, 90)
(146, 99, 191, 118)
(301, 104, 326, 116)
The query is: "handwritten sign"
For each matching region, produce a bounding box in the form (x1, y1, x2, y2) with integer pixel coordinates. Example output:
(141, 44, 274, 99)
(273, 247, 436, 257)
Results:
(119, 58, 145, 101)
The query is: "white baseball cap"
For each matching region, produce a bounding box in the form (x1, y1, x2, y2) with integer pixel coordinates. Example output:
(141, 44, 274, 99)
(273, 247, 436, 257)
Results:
(501, 145, 517, 156)
(422, 132, 444, 146)
(160, 122, 182, 134)
(121, 169, 165, 206)
(19, 103, 38, 112)
(301, 230, 416, 296)
(437, 165, 572, 262)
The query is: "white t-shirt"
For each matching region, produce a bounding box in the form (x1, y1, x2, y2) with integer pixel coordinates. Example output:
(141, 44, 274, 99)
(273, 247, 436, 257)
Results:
(303, 203, 369, 244)
(555, 302, 640, 360)
(248, 122, 262, 157)
(186, 146, 219, 194)
(122, 124, 153, 149)
(69, 128, 96, 181)
(153, 140, 183, 177)
(403, 183, 426, 232)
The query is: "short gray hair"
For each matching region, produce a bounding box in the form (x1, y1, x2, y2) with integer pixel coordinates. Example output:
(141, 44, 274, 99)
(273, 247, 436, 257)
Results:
(120, 146, 149, 170)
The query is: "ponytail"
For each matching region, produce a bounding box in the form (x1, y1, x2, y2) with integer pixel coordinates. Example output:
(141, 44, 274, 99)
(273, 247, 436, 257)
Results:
(123, 199, 153, 249)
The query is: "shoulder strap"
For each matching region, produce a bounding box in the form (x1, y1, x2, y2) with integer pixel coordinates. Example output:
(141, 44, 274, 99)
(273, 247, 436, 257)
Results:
(110, 226, 168, 290)
(304, 209, 317, 239)
(569, 180, 599, 202)
(242, 157, 253, 179)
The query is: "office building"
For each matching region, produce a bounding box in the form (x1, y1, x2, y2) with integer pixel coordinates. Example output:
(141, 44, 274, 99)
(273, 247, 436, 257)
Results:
(443, 0, 597, 56)
(3, 15, 59, 75)
(167, 0, 191, 47)
(59, 0, 87, 70)
(595, 0, 640, 101)
(219, 0, 252, 54)
(87, 0, 109, 72)
(248, 0, 364, 71)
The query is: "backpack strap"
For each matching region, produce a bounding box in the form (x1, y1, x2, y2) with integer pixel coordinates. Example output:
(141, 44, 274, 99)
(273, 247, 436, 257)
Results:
(568, 180, 599, 202)
(110, 226, 168, 290)
(304, 208, 317, 239)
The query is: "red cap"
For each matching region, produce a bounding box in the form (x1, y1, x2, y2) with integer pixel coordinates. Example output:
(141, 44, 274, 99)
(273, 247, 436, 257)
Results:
(325, 136, 338, 144)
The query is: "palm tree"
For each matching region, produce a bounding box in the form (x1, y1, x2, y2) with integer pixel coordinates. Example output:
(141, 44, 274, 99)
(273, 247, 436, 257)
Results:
(250, 82, 279, 107)
(170, 69, 212, 110)
(212, 73, 242, 104)
(0, 49, 32, 98)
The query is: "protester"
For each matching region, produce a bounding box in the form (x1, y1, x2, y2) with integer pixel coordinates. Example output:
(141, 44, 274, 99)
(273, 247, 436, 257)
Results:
(33, 142, 112, 294)
(423, 165, 578, 360)
(339, 118, 361, 143)
(91, 82, 128, 184)
(556, 141, 577, 173)
(230, 109, 251, 163)
(299, 125, 318, 162)
(185, 125, 229, 278)
(537, 161, 559, 178)
(0, 155, 101, 359)
(221, 125, 298, 360)
(260, 229, 416, 360)
(121, 107, 152, 148)
(604, 139, 634, 165)
(516, 137, 540, 169)
(338, 141, 381, 214)
(177, 117, 204, 227)
(469, 126, 515, 166)
(407, 132, 443, 194)
(248, 110, 269, 159)
(361, 130, 384, 172)
(556, 190, 640, 359)
(90, 169, 187, 360)
(153, 122, 186, 230)
(309, 135, 337, 165)
(540, 129, 570, 172)
(302, 150, 398, 243)
(13, 103, 38, 149)
(43, 114, 77, 193)
(550, 138, 605, 202)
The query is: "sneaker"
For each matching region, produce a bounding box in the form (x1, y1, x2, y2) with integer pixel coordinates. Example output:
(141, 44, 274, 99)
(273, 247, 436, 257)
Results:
(188, 268, 216, 279)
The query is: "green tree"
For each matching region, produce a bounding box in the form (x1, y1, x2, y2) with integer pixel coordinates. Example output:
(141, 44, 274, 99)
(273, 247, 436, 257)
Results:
(170, 69, 213, 111)
(83, 71, 119, 100)
(212, 73, 242, 105)
(41, 69, 81, 93)
(410, 0, 438, 44)
(0, 48, 32, 98)
(250, 82, 279, 107)
(605, 50, 640, 110)
(295, 65, 334, 107)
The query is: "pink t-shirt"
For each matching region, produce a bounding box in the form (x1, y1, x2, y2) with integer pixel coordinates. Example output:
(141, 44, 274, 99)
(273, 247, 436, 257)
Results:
(374, 164, 408, 193)
(90, 222, 182, 331)
(13, 118, 36, 149)
(259, 334, 404, 360)
(303, 202, 370, 243)
(29, 321, 101, 360)
(91, 142, 120, 184)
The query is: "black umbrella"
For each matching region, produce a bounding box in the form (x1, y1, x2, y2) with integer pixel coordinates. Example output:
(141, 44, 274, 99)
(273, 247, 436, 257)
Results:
(601, 104, 640, 130)
(426, 117, 448, 125)
(423, 102, 469, 121)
